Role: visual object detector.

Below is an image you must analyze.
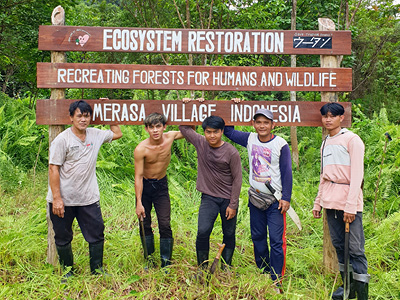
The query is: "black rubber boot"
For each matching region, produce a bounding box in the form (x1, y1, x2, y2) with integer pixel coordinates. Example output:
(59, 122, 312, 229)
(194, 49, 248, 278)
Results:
(145, 235, 155, 257)
(56, 243, 74, 283)
(221, 248, 234, 270)
(331, 271, 356, 299)
(89, 241, 109, 275)
(160, 238, 173, 268)
(142, 235, 156, 270)
(196, 250, 209, 269)
(354, 280, 369, 300)
(194, 250, 209, 282)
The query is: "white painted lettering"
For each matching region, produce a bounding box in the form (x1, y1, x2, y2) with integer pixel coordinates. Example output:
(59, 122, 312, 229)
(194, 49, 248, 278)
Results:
(112, 103, 120, 122)
(103, 29, 113, 50)
(103, 103, 112, 121)
(188, 31, 196, 52)
(92, 103, 103, 121)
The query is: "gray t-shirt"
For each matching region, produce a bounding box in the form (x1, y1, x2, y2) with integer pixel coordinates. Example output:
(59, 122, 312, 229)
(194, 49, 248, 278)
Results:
(46, 127, 114, 206)
(179, 125, 242, 209)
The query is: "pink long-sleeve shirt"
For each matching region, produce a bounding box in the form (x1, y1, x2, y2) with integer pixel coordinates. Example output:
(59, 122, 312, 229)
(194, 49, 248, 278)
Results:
(313, 129, 365, 214)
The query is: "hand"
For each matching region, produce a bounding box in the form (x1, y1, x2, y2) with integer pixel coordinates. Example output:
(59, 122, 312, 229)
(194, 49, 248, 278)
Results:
(225, 207, 237, 220)
(136, 203, 146, 219)
(278, 200, 290, 214)
(183, 97, 205, 103)
(343, 212, 355, 223)
(313, 209, 322, 219)
(231, 98, 242, 104)
(52, 198, 65, 218)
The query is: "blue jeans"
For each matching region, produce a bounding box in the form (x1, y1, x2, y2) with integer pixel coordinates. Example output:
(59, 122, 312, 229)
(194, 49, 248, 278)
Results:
(196, 194, 237, 252)
(249, 200, 286, 281)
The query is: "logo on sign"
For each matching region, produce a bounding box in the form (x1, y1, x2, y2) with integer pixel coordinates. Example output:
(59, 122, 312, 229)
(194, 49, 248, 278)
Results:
(68, 29, 91, 47)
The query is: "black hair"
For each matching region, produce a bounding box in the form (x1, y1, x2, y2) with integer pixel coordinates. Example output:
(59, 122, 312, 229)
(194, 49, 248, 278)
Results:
(320, 102, 345, 116)
(202, 115, 225, 130)
(69, 100, 93, 117)
(144, 112, 167, 127)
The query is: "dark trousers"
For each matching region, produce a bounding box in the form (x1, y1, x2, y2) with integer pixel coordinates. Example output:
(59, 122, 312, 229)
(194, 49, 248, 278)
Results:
(326, 209, 368, 276)
(141, 176, 172, 239)
(196, 193, 237, 252)
(249, 200, 287, 281)
(49, 201, 104, 246)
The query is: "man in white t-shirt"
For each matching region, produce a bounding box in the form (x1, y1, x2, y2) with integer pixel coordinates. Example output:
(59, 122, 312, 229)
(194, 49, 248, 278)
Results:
(47, 100, 122, 281)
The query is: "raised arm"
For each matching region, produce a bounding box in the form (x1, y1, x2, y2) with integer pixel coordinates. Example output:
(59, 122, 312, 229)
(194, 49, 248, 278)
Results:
(224, 126, 250, 147)
(110, 125, 123, 140)
(179, 125, 201, 146)
(49, 164, 64, 218)
(166, 130, 185, 140)
(134, 146, 146, 219)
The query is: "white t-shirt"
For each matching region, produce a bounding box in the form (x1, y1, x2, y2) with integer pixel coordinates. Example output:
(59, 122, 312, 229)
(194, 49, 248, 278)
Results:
(46, 127, 113, 206)
(246, 132, 288, 200)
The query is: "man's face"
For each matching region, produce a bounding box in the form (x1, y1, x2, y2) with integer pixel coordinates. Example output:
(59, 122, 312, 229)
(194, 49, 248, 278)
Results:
(204, 127, 223, 147)
(145, 122, 166, 140)
(321, 112, 344, 132)
(253, 115, 274, 138)
(70, 108, 91, 131)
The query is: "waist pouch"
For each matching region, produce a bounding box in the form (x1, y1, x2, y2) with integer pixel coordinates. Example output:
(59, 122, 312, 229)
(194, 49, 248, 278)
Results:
(248, 186, 276, 211)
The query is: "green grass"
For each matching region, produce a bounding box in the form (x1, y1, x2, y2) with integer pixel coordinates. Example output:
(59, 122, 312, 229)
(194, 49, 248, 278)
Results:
(1, 95, 399, 298)
(1, 168, 399, 299)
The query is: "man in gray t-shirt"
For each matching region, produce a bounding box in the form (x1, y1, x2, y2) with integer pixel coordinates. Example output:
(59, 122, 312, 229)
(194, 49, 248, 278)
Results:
(47, 100, 122, 281)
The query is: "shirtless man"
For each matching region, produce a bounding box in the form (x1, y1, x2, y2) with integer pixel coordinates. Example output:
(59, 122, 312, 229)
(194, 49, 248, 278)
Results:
(134, 112, 183, 268)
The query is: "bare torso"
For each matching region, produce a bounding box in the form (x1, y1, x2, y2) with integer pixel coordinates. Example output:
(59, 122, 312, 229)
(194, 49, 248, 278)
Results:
(139, 133, 176, 179)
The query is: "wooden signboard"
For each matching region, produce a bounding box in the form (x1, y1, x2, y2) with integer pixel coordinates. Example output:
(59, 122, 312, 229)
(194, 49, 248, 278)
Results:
(38, 26, 351, 55)
(36, 99, 352, 127)
(37, 63, 352, 92)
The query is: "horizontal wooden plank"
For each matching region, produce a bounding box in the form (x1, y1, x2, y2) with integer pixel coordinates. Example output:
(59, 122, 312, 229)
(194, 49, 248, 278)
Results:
(37, 63, 352, 92)
(36, 99, 352, 127)
(38, 25, 351, 55)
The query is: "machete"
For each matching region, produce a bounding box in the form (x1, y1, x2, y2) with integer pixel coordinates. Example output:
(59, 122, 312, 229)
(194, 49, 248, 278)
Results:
(139, 215, 148, 259)
(343, 221, 350, 300)
(209, 243, 225, 275)
(265, 181, 302, 231)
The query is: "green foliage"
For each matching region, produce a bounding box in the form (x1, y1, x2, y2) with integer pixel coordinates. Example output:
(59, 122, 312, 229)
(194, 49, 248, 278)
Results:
(0, 0, 77, 98)
(350, 2, 400, 123)
(0, 0, 399, 298)
(0, 92, 48, 170)
(352, 105, 400, 217)
(0, 92, 48, 192)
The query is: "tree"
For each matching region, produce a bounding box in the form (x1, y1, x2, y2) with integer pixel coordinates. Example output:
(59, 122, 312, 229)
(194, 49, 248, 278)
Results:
(0, 0, 77, 100)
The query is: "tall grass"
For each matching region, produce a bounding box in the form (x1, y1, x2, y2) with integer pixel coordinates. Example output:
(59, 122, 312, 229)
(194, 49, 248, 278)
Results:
(0, 93, 399, 299)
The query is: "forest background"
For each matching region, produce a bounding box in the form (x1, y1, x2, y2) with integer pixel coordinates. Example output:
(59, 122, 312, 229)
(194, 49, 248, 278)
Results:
(0, 0, 399, 299)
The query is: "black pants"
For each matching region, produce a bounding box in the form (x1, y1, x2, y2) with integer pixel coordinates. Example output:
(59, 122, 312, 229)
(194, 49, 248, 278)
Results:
(141, 176, 172, 239)
(326, 209, 368, 276)
(49, 201, 104, 246)
(196, 193, 237, 252)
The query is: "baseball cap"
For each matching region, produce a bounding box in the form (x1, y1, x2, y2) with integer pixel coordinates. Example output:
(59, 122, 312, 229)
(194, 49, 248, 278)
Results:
(253, 108, 273, 121)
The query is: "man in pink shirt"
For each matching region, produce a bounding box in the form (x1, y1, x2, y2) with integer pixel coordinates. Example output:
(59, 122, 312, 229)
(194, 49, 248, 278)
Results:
(313, 103, 369, 300)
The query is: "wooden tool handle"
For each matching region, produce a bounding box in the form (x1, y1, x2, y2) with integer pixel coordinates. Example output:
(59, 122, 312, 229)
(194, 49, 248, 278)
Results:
(345, 222, 350, 233)
(215, 243, 225, 260)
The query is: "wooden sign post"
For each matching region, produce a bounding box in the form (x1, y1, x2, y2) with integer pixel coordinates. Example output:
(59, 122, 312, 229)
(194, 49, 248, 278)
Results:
(38, 26, 351, 55)
(38, 9, 352, 270)
(36, 99, 352, 127)
(46, 5, 66, 266)
(319, 17, 340, 274)
(37, 63, 352, 92)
